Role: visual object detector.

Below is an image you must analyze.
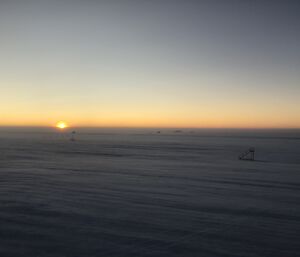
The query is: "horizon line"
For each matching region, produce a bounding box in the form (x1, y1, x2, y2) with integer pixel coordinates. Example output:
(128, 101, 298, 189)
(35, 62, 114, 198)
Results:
(0, 125, 299, 130)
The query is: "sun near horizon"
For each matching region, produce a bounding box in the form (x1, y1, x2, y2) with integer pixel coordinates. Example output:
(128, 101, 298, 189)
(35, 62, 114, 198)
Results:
(56, 121, 68, 130)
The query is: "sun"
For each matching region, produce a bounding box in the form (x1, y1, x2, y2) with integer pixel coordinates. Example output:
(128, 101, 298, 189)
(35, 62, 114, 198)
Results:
(56, 121, 68, 129)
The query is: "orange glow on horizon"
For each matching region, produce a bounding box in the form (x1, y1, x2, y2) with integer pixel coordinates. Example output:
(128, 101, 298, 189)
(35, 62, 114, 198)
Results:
(0, 109, 299, 129)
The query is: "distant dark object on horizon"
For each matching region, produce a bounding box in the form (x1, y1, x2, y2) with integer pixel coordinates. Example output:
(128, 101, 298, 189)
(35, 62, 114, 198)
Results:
(174, 130, 183, 133)
(239, 147, 255, 161)
(70, 131, 76, 141)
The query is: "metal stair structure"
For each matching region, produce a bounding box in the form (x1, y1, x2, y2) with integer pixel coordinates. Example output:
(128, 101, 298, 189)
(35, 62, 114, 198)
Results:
(239, 147, 255, 161)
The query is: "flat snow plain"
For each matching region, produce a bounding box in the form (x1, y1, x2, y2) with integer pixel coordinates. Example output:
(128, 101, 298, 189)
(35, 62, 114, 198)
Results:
(0, 128, 299, 257)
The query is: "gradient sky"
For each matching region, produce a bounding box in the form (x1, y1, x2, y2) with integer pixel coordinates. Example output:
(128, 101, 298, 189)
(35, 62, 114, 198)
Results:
(0, 0, 299, 128)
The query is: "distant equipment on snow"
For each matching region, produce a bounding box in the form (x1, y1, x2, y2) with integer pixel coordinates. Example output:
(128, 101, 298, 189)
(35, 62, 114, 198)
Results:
(70, 131, 76, 141)
(239, 147, 255, 161)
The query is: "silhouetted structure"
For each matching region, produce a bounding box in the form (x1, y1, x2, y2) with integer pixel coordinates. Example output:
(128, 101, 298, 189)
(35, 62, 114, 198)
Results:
(239, 147, 255, 161)
(70, 131, 76, 141)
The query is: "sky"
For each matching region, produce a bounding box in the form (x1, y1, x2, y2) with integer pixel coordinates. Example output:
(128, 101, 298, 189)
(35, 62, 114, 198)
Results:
(0, 0, 299, 128)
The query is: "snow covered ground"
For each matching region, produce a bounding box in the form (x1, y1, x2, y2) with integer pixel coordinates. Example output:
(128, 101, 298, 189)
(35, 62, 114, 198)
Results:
(0, 128, 299, 257)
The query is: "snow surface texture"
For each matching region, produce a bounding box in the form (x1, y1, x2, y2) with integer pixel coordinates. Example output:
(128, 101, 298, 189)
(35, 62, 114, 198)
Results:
(0, 129, 299, 257)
